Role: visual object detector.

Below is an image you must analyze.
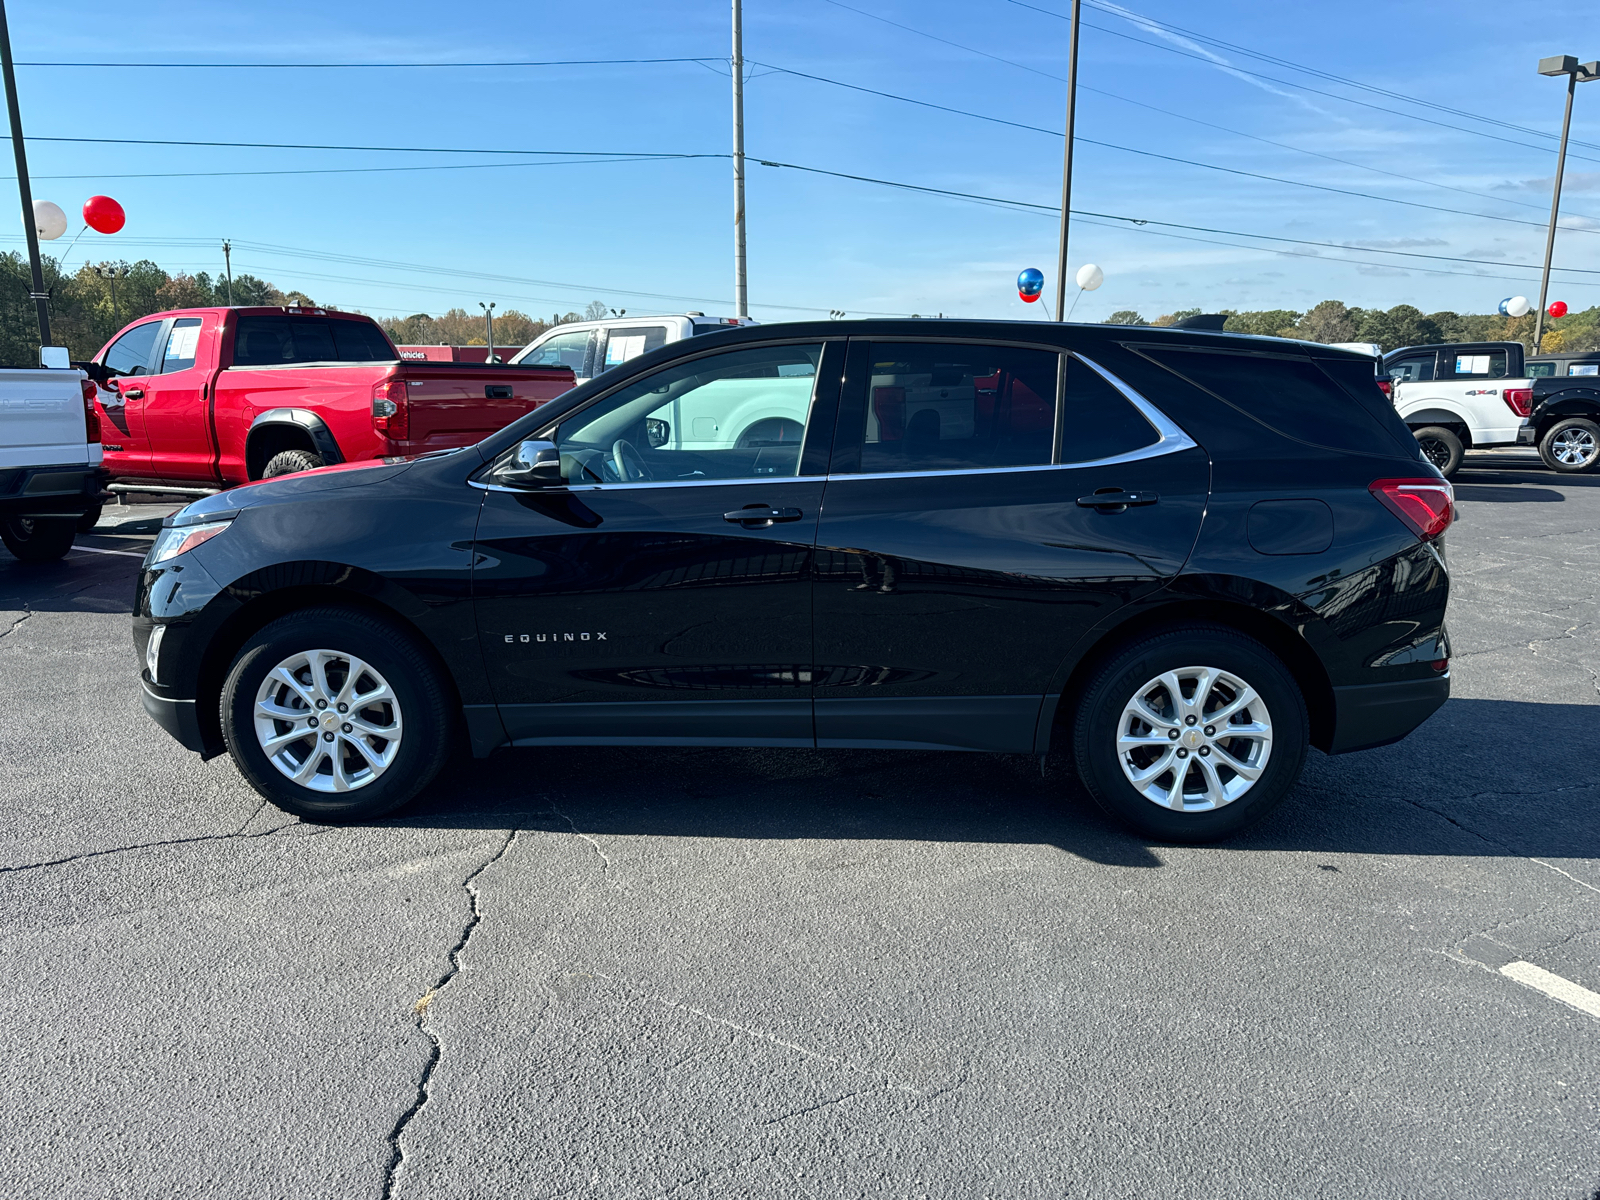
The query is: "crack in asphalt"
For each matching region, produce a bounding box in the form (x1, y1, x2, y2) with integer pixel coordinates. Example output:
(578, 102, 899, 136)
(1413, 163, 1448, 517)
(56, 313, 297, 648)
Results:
(0, 606, 31, 643)
(380, 828, 519, 1200)
(0, 818, 306, 875)
(550, 800, 615, 884)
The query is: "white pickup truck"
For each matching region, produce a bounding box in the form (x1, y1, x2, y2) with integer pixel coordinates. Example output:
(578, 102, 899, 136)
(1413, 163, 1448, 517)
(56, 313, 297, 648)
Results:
(0, 349, 107, 561)
(1382, 340, 1533, 477)
(508, 312, 757, 385)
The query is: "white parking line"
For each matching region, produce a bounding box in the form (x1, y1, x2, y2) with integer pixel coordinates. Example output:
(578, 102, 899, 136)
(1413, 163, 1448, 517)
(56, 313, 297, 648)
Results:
(70, 545, 147, 558)
(1501, 961, 1600, 1020)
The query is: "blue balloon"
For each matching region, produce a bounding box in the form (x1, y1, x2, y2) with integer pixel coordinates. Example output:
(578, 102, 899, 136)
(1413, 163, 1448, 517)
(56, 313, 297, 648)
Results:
(1017, 268, 1045, 298)
(1498, 297, 1512, 316)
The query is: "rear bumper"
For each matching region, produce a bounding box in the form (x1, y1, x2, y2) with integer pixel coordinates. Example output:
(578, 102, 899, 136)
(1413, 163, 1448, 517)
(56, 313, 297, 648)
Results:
(141, 683, 209, 754)
(0, 464, 107, 517)
(1327, 674, 1450, 754)
(1517, 425, 1537, 445)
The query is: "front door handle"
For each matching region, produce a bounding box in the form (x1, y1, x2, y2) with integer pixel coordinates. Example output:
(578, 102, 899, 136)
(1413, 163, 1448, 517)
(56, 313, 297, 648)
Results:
(1077, 490, 1158, 511)
(121, 387, 144, 400)
(723, 505, 803, 527)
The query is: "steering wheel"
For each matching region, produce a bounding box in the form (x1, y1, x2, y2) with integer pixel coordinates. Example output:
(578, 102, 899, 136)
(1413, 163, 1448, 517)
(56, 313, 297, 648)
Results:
(610, 438, 652, 483)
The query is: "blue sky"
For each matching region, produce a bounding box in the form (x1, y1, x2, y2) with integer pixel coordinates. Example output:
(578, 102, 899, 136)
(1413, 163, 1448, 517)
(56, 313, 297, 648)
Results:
(9, 0, 1600, 326)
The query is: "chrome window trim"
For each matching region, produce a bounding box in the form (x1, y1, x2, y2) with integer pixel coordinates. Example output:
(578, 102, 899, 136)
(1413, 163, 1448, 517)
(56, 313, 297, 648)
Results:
(470, 474, 827, 494)
(1073, 352, 1198, 453)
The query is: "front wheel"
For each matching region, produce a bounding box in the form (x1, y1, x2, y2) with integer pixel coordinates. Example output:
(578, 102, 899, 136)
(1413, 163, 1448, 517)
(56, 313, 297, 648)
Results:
(220, 607, 453, 821)
(1, 516, 75, 562)
(261, 449, 324, 480)
(1538, 418, 1600, 473)
(1411, 426, 1463, 478)
(1070, 626, 1309, 842)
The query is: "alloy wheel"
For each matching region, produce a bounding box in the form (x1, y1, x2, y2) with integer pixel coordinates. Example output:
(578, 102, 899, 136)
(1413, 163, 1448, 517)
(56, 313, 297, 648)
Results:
(1418, 438, 1452, 472)
(1116, 665, 1273, 812)
(253, 648, 403, 793)
(1551, 427, 1598, 467)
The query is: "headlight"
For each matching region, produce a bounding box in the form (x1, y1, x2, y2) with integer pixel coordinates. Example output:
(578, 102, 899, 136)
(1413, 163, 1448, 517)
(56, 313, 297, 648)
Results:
(147, 519, 233, 565)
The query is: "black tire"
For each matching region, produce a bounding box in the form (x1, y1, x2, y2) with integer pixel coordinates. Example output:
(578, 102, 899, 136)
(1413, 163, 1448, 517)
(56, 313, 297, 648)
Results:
(1411, 426, 1463, 478)
(0, 516, 75, 562)
(1537, 417, 1600, 474)
(220, 607, 452, 821)
(76, 504, 103, 534)
(1070, 625, 1309, 843)
(261, 449, 323, 480)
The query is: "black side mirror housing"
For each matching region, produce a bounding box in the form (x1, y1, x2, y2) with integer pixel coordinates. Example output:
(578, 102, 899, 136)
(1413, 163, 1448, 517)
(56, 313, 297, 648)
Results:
(498, 439, 563, 488)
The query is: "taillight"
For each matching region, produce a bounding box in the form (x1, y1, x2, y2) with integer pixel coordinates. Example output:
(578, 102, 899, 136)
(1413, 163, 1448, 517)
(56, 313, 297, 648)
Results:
(1503, 387, 1532, 418)
(372, 378, 409, 440)
(1375, 377, 1393, 398)
(80, 378, 101, 443)
(1370, 478, 1454, 542)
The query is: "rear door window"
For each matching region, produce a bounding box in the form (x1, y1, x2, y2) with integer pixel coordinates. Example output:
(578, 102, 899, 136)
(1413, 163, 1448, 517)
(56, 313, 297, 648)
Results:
(1061, 356, 1160, 463)
(155, 318, 203, 374)
(845, 342, 1060, 473)
(1144, 347, 1406, 456)
(1448, 350, 1508, 379)
(103, 321, 162, 376)
(1570, 363, 1599, 377)
(599, 326, 669, 373)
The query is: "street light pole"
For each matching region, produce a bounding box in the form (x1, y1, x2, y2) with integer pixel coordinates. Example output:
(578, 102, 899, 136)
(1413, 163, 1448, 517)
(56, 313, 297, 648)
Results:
(1534, 55, 1598, 354)
(222, 239, 234, 305)
(480, 301, 496, 363)
(731, 0, 748, 319)
(0, 0, 50, 353)
(1052, 0, 1083, 322)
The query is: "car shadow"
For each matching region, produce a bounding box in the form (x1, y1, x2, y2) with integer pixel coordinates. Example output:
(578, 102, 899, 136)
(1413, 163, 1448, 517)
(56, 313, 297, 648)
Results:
(390, 697, 1599, 869)
(0, 549, 144, 615)
(1453, 484, 1564, 503)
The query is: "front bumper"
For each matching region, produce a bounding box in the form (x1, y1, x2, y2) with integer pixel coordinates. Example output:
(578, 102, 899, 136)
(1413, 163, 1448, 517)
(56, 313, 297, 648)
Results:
(141, 683, 209, 754)
(1327, 674, 1450, 754)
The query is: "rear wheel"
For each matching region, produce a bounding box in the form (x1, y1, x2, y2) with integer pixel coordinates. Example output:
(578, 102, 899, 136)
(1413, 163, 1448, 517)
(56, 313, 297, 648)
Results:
(0, 516, 75, 562)
(220, 607, 452, 821)
(261, 449, 323, 480)
(1537, 418, 1600, 473)
(1070, 626, 1309, 842)
(1411, 426, 1463, 478)
(76, 505, 103, 533)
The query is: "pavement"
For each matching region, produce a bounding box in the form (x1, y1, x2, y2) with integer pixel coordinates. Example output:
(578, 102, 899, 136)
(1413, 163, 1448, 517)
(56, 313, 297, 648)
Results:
(0, 453, 1595, 1200)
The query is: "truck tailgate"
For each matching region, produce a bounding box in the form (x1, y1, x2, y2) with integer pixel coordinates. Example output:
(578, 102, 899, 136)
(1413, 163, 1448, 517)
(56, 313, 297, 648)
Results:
(401, 364, 574, 445)
(0, 369, 93, 469)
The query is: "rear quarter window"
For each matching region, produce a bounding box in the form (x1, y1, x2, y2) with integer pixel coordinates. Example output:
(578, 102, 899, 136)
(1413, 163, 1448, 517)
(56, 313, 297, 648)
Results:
(232, 315, 394, 366)
(1139, 346, 1411, 457)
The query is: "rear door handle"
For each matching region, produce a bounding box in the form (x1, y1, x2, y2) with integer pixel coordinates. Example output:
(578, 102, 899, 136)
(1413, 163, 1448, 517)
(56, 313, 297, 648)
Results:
(1077, 490, 1158, 510)
(724, 505, 803, 526)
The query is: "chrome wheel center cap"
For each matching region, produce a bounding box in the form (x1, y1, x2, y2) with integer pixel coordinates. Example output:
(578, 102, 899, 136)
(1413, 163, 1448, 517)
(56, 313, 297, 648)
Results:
(1183, 728, 1204, 748)
(320, 711, 340, 730)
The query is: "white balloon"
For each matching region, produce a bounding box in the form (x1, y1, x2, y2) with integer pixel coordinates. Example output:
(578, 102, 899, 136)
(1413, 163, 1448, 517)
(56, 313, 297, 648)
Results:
(1505, 295, 1531, 318)
(1075, 263, 1105, 291)
(32, 199, 66, 241)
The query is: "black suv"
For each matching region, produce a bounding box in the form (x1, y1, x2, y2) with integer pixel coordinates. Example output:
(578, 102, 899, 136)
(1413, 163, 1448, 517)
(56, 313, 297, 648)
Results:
(136, 320, 1452, 841)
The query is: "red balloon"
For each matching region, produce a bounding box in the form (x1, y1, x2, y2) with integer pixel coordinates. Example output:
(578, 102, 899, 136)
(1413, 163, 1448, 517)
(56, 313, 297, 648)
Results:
(1019, 290, 1040, 303)
(1548, 300, 1569, 320)
(82, 195, 125, 234)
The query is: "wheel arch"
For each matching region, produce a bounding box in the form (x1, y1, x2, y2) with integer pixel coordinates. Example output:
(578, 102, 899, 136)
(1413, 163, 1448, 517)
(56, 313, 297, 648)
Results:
(245, 409, 345, 480)
(1533, 393, 1600, 437)
(1038, 596, 1336, 757)
(1404, 411, 1473, 446)
(190, 573, 461, 758)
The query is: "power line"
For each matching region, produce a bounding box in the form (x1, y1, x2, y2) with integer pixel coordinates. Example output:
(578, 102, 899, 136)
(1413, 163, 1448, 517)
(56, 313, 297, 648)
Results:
(7, 155, 712, 182)
(15, 56, 721, 68)
(993, 0, 1600, 166)
(750, 58, 1599, 226)
(1068, 0, 1600, 155)
(16, 134, 712, 158)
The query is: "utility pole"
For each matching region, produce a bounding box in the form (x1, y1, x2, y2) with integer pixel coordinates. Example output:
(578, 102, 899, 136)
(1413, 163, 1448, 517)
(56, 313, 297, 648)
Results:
(1052, 0, 1083, 321)
(222, 240, 234, 305)
(97, 264, 126, 327)
(1533, 56, 1598, 353)
(0, 0, 50, 353)
(731, 0, 748, 318)
(480, 301, 496, 363)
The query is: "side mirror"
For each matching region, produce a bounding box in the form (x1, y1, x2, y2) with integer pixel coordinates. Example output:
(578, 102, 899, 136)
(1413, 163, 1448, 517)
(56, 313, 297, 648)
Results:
(645, 417, 669, 448)
(499, 439, 562, 488)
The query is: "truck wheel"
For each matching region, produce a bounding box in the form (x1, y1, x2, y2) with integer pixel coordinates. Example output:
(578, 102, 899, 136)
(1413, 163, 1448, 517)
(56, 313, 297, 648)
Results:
(1412, 426, 1463, 478)
(76, 505, 103, 533)
(220, 607, 453, 821)
(1, 516, 75, 562)
(261, 449, 323, 479)
(1537, 418, 1600, 473)
(1070, 626, 1309, 843)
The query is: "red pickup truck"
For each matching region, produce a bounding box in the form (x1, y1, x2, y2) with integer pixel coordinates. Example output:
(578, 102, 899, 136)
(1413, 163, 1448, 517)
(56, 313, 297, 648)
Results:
(83, 306, 575, 489)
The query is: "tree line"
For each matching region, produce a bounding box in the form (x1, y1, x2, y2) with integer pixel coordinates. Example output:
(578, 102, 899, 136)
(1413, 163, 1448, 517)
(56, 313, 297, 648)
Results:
(0, 251, 608, 366)
(1104, 300, 1600, 355)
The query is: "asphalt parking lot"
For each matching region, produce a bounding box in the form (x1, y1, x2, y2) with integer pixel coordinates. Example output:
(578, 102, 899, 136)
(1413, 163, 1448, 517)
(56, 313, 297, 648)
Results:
(1, 451, 1596, 1200)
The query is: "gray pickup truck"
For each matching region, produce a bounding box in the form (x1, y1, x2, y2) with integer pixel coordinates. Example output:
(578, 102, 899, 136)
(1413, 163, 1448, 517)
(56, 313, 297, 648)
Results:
(0, 351, 108, 561)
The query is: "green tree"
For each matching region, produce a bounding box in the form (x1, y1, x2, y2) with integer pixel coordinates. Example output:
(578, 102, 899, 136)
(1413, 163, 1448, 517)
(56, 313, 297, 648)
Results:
(1103, 310, 1145, 325)
(1150, 308, 1201, 327)
(1223, 309, 1301, 338)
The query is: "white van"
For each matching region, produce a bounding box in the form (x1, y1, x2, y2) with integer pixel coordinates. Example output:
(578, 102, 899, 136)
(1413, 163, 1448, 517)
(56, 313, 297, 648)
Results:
(507, 313, 757, 385)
